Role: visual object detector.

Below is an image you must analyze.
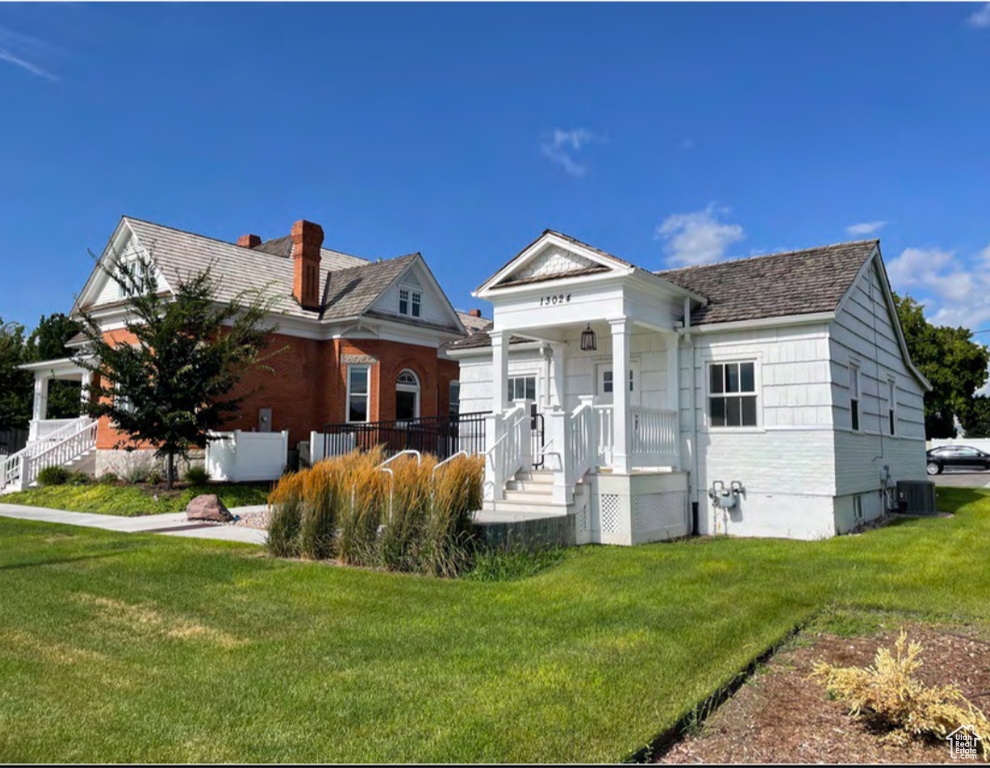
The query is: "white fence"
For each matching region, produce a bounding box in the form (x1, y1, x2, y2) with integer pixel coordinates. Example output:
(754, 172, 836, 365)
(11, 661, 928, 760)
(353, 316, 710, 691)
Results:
(307, 431, 358, 465)
(205, 430, 289, 482)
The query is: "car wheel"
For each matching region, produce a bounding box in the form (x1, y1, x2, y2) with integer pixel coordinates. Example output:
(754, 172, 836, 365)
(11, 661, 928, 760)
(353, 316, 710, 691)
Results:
(926, 461, 942, 476)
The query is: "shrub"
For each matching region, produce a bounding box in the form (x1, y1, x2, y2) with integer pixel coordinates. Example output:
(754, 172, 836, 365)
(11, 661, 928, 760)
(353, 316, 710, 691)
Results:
(183, 465, 210, 485)
(122, 462, 150, 484)
(67, 471, 93, 486)
(812, 631, 990, 752)
(145, 467, 166, 485)
(36, 465, 70, 487)
(266, 449, 483, 576)
(98, 472, 119, 485)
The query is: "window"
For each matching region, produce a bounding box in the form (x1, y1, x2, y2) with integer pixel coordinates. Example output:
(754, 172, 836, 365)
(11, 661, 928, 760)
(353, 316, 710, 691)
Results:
(449, 380, 460, 418)
(888, 379, 897, 436)
(398, 288, 422, 318)
(347, 365, 370, 423)
(508, 375, 536, 402)
(849, 364, 860, 431)
(395, 369, 420, 422)
(601, 369, 634, 395)
(853, 495, 864, 522)
(708, 362, 757, 428)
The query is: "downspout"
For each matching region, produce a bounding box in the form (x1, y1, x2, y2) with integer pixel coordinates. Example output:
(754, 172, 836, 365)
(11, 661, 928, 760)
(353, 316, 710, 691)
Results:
(678, 296, 701, 535)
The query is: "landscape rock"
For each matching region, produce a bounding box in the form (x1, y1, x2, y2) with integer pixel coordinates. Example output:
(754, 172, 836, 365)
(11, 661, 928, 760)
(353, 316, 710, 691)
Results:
(186, 494, 233, 523)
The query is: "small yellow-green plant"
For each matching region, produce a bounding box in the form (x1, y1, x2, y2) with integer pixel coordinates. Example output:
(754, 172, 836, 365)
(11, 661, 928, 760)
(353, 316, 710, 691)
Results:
(812, 631, 990, 757)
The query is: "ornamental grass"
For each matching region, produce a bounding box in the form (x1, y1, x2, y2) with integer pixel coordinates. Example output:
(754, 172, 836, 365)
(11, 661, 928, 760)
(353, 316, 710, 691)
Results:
(267, 449, 484, 577)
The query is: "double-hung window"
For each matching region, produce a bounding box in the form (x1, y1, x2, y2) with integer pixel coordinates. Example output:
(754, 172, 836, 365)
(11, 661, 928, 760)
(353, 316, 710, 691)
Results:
(398, 288, 422, 318)
(708, 361, 757, 427)
(849, 364, 860, 431)
(507, 375, 536, 403)
(347, 365, 371, 423)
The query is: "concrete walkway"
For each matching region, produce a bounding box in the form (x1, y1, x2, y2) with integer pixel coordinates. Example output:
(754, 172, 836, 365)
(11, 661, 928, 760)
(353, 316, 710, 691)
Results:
(0, 503, 267, 545)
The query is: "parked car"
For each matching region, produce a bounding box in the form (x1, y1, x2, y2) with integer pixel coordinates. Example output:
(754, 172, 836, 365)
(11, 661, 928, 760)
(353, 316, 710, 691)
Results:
(925, 445, 990, 475)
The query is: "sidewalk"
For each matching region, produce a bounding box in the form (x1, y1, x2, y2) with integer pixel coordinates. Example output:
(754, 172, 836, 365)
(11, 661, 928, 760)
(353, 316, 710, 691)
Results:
(0, 504, 267, 545)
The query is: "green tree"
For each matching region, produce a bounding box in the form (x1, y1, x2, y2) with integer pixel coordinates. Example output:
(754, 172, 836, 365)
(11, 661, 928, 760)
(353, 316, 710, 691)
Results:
(961, 395, 990, 439)
(77, 256, 278, 490)
(24, 313, 83, 420)
(0, 319, 32, 431)
(894, 293, 990, 438)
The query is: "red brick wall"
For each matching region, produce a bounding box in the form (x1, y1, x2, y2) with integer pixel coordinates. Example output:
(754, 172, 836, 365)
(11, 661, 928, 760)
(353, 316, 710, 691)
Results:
(94, 328, 457, 450)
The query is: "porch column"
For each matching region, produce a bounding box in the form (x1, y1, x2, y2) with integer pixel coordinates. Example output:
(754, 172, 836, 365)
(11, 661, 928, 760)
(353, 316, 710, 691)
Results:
(665, 333, 681, 470)
(549, 341, 567, 409)
(30, 375, 50, 441)
(610, 318, 631, 474)
(491, 330, 508, 415)
(80, 370, 93, 413)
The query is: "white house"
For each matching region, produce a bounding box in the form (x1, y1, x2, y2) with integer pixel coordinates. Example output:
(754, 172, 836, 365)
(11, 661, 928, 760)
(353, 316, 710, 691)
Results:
(447, 230, 931, 543)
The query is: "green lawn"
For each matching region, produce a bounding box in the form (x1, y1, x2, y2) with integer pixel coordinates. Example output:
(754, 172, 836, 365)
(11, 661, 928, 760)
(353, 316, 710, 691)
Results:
(0, 489, 987, 762)
(1, 482, 272, 516)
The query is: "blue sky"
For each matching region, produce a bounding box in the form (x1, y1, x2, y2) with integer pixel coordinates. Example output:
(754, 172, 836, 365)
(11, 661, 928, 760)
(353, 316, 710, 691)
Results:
(2, 2, 990, 333)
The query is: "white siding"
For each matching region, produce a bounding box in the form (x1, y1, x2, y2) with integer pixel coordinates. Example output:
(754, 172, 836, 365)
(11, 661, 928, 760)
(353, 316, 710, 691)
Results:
(828, 259, 927, 495)
(682, 323, 839, 539)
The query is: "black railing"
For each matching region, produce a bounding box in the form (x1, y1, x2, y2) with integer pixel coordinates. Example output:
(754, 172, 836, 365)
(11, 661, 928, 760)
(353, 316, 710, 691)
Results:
(322, 412, 490, 462)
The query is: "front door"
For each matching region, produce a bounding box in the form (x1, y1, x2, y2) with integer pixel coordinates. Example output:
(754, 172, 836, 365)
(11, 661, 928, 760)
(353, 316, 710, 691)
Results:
(508, 374, 545, 468)
(595, 362, 641, 406)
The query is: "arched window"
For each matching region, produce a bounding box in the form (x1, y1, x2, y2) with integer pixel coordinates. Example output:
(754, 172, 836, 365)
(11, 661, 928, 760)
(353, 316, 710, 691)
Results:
(396, 369, 420, 422)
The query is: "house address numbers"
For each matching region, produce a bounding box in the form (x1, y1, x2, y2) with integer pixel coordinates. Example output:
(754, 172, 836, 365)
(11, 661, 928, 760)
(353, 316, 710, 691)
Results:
(538, 293, 572, 307)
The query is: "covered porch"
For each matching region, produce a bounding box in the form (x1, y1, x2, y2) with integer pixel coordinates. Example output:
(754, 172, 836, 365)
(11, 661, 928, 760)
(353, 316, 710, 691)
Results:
(20, 357, 93, 444)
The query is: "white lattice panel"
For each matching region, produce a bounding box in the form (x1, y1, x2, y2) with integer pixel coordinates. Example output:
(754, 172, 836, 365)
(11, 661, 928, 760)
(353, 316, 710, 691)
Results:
(634, 492, 687, 534)
(600, 493, 621, 533)
(511, 247, 596, 280)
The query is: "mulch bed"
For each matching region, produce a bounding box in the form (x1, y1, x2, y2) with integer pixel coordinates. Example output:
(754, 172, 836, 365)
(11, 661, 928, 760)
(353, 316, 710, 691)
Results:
(658, 624, 990, 764)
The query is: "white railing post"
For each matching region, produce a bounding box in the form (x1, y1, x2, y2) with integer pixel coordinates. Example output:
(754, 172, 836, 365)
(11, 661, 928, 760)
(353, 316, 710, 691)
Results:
(484, 411, 502, 500)
(549, 406, 570, 505)
(515, 398, 533, 470)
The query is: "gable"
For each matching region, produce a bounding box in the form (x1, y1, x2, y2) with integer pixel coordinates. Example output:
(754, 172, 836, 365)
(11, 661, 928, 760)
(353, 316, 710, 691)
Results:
(368, 259, 462, 329)
(506, 245, 602, 283)
(73, 220, 170, 314)
(833, 252, 930, 391)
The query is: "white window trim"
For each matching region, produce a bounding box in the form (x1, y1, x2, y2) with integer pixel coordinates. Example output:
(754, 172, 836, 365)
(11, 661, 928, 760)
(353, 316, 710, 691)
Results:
(396, 369, 421, 422)
(703, 356, 763, 432)
(346, 364, 371, 424)
(887, 376, 897, 436)
(849, 361, 861, 432)
(398, 285, 423, 318)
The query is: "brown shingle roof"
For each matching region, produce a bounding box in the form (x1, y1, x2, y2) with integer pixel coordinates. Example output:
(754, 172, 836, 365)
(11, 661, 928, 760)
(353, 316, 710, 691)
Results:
(656, 240, 877, 326)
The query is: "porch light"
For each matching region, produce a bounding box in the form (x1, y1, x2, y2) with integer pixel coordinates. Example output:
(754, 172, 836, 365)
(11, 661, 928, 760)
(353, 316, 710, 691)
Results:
(580, 324, 597, 351)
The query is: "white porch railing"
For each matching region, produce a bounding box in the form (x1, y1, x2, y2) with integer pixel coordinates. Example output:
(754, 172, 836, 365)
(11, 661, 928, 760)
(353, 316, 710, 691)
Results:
(592, 405, 678, 468)
(484, 403, 530, 501)
(631, 406, 679, 466)
(568, 398, 596, 484)
(2, 418, 97, 493)
(29, 418, 81, 443)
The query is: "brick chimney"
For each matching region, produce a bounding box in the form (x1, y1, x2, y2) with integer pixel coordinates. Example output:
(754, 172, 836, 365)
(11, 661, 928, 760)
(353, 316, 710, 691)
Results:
(291, 220, 324, 310)
(468, 309, 482, 318)
(237, 234, 262, 248)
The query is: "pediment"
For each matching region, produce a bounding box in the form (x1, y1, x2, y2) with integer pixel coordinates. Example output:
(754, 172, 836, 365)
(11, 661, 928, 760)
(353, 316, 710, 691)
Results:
(506, 245, 600, 282)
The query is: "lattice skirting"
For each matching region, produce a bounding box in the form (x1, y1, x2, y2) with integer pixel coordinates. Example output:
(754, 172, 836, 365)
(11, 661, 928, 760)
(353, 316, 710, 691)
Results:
(633, 491, 688, 534)
(600, 493, 621, 533)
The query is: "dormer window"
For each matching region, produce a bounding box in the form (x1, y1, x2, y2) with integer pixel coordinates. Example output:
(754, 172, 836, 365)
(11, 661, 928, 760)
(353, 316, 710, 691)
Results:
(398, 287, 421, 318)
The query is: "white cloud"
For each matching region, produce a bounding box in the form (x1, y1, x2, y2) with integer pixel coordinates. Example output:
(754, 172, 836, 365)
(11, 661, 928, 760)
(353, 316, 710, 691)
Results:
(886, 243, 990, 329)
(0, 25, 58, 80)
(656, 204, 745, 267)
(846, 220, 887, 237)
(967, 2, 990, 28)
(540, 128, 600, 178)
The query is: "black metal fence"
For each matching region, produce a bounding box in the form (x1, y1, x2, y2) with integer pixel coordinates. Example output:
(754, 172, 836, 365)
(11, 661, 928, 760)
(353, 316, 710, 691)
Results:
(322, 412, 489, 461)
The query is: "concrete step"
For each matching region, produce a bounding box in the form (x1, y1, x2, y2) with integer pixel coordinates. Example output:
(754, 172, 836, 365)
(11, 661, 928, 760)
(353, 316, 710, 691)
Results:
(503, 490, 555, 505)
(481, 498, 570, 517)
(512, 470, 554, 485)
(505, 479, 556, 493)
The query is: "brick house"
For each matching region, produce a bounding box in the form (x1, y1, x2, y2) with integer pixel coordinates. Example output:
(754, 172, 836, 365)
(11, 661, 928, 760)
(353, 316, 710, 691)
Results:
(4, 216, 473, 488)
